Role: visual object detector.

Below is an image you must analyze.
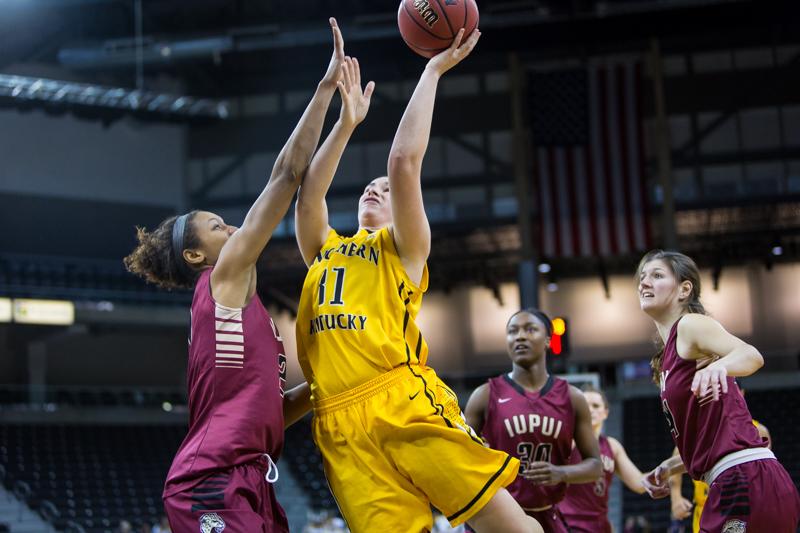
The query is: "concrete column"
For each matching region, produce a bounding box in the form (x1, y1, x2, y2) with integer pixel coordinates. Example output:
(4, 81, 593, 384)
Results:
(27, 340, 47, 405)
(509, 52, 540, 308)
(649, 38, 677, 249)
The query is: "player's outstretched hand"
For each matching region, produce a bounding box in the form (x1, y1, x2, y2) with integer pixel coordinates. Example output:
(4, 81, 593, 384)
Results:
(641, 465, 670, 499)
(521, 461, 566, 485)
(321, 17, 346, 88)
(426, 28, 481, 77)
(691, 362, 728, 403)
(337, 57, 375, 130)
(671, 495, 693, 520)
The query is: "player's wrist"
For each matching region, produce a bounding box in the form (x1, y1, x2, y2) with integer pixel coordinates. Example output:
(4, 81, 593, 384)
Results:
(336, 116, 357, 132)
(707, 359, 727, 373)
(661, 459, 678, 477)
(318, 79, 338, 93)
(423, 64, 444, 79)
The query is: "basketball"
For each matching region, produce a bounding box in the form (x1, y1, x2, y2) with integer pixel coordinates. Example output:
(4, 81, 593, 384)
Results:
(397, 0, 479, 58)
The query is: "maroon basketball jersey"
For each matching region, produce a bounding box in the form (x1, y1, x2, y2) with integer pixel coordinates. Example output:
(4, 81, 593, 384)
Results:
(559, 435, 615, 523)
(660, 317, 762, 480)
(164, 269, 287, 497)
(482, 374, 575, 509)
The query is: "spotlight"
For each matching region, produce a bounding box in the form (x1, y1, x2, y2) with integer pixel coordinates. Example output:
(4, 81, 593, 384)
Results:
(546, 282, 559, 292)
(771, 246, 783, 256)
(538, 263, 551, 274)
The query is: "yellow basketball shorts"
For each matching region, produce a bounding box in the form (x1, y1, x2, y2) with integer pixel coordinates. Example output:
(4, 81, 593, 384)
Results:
(312, 365, 519, 533)
(692, 502, 704, 533)
(692, 481, 707, 533)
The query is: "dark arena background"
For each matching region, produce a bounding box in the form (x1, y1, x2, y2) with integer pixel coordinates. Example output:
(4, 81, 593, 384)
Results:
(1, 0, 799, 532)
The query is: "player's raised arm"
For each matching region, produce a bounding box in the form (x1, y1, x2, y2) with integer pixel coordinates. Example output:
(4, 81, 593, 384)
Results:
(296, 54, 375, 266)
(212, 18, 343, 291)
(386, 28, 480, 285)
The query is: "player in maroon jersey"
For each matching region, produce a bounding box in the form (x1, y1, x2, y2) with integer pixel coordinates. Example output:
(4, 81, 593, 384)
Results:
(465, 308, 602, 532)
(559, 385, 647, 532)
(636, 250, 799, 532)
(124, 18, 353, 533)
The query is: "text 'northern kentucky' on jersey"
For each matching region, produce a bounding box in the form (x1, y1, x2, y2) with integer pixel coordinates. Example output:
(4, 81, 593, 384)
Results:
(296, 227, 429, 400)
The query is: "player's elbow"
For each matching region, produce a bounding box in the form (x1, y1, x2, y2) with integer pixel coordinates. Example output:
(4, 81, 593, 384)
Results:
(280, 166, 306, 189)
(753, 350, 764, 372)
(273, 154, 307, 189)
(743, 344, 764, 373)
(416, 236, 431, 260)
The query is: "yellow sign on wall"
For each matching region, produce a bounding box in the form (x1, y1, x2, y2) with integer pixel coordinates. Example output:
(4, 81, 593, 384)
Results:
(0, 298, 11, 323)
(13, 299, 75, 325)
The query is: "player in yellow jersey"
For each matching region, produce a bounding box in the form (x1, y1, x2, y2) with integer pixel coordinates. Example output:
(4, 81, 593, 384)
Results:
(293, 27, 542, 533)
(669, 419, 771, 532)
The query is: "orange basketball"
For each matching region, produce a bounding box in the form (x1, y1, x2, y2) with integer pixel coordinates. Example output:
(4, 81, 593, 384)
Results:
(397, 0, 479, 58)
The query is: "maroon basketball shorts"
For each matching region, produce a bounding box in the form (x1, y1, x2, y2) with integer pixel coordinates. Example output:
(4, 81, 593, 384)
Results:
(527, 505, 571, 533)
(700, 458, 800, 533)
(163, 458, 288, 533)
(563, 516, 613, 533)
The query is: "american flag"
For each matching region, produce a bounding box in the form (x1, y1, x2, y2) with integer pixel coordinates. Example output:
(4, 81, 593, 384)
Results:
(530, 60, 652, 258)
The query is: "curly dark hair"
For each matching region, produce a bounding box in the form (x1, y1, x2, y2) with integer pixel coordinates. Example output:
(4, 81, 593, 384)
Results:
(123, 211, 202, 290)
(636, 249, 707, 385)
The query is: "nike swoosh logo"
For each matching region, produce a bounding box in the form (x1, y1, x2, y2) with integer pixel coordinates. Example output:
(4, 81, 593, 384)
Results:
(409, 391, 420, 400)
(498, 398, 512, 403)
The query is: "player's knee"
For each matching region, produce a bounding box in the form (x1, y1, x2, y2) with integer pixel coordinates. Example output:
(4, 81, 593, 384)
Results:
(525, 516, 544, 533)
(467, 488, 546, 533)
(501, 516, 543, 533)
(469, 513, 542, 533)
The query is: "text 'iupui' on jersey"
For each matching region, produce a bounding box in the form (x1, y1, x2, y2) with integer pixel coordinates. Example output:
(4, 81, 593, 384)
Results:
(481, 374, 576, 509)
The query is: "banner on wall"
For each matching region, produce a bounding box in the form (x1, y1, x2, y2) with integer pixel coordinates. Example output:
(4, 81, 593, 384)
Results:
(529, 60, 652, 258)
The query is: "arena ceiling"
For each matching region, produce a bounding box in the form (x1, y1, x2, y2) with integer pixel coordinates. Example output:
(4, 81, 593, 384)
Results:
(0, 0, 793, 99)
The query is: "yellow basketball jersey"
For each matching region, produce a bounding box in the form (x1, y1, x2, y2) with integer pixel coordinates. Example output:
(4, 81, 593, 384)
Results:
(296, 227, 429, 399)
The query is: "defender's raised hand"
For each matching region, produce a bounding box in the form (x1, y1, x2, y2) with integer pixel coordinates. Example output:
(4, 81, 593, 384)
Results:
(337, 57, 375, 130)
(321, 17, 346, 88)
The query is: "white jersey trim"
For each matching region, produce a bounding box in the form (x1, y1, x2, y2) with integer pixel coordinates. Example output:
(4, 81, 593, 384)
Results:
(214, 304, 244, 369)
(702, 447, 775, 486)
